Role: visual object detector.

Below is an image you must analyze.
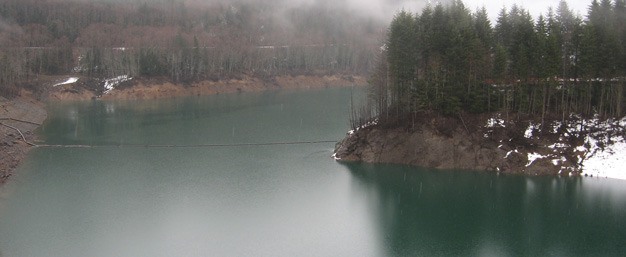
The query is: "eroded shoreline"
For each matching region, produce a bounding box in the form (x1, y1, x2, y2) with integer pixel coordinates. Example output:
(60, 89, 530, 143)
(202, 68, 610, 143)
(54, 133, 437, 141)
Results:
(0, 93, 47, 184)
(333, 113, 626, 178)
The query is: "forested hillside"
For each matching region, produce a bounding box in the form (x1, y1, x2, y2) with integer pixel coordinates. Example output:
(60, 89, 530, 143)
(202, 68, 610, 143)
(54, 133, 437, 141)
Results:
(0, 0, 393, 96)
(358, 0, 626, 129)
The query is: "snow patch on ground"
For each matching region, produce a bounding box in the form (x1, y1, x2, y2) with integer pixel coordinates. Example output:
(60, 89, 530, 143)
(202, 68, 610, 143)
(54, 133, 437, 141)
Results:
(504, 149, 519, 159)
(103, 75, 132, 94)
(348, 119, 378, 135)
(526, 152, 546, 167)
(582, 138, 626, 179)
(484, 115, 505, 138)
(578, 117, 626, 180)
(551, 156, 567, 166)
(336, 119, 379, 160)
(53, 77, 79, 87)
(485, 116, 505, 128)
(525, 123, 539, 138)
(528, 115, 626, 179)
(551, 121, 562, 133)
(490, 113, 625, 179)
(548, 142, 569, 149)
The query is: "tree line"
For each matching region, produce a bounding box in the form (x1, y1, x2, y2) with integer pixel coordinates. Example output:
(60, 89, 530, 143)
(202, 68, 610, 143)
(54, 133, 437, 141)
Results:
(360, 0, 626, 129)
(0, 0, 384, 96)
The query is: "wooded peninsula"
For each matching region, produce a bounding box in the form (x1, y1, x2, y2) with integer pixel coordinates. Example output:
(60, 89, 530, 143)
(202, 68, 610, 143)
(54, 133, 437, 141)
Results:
(337, 0, 626, 176)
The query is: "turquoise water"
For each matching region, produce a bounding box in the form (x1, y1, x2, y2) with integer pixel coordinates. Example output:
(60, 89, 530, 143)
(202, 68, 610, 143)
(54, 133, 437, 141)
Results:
(1, 87, 625, 256)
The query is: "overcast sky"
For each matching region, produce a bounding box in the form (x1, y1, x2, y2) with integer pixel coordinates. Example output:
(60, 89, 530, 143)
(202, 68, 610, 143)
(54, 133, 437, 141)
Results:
(91, 0, 592, 23)
(461, 0, 590, 22)
(368, 0, 591, 23)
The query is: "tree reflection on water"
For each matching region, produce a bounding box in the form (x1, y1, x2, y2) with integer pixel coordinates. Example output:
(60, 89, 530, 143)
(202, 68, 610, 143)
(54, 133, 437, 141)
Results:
(343, 162, 626, 256)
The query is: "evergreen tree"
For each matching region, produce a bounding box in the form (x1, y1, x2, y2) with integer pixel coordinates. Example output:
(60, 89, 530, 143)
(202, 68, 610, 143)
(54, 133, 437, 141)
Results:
(360, 0, 626, 127)
(386, 10, 417, 112)
(615, 0, 626, 74)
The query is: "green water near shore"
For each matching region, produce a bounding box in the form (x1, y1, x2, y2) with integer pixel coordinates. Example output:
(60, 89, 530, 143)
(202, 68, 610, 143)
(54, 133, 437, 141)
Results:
(1, 87, 625, 256)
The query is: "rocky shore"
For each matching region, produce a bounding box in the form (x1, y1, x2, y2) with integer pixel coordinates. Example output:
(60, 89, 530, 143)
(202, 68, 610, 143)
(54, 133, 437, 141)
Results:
(0, 93, 47, 184)
(334, 113, 626, 177)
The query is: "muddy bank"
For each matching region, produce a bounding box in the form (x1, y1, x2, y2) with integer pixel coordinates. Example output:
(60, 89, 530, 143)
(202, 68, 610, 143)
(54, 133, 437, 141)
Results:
(0, 92, 47, 184)
(48, 74, 367, 101)
(334, 113, 626, 176)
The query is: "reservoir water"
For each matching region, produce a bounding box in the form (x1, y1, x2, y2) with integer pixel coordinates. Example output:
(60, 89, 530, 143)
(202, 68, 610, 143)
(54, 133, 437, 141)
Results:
(1, 87, 625, 256)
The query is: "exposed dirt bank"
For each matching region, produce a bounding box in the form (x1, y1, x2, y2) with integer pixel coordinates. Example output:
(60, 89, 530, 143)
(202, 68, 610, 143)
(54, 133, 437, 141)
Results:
(0, 91, 47, 184)
(334, 113, 626, 176)
(48, 74, 367, 101)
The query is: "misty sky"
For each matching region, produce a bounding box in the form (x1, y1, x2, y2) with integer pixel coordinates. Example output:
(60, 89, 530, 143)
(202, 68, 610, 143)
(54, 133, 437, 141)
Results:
(461, 0, 590, 22)
(368, 0, 590, 22)
(89, 0, 591, 23)
(332, 0, 590, 22)
(311, 0, 590, 23)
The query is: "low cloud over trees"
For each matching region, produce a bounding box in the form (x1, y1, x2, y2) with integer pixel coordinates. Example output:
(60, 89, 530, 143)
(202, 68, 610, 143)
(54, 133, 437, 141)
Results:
(363, 0, 626, 128)
(0, 0, 392, 94)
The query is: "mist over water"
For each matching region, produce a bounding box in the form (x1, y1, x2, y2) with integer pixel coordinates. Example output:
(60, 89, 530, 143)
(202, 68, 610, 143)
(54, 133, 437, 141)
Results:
(0, 87, 625, 256)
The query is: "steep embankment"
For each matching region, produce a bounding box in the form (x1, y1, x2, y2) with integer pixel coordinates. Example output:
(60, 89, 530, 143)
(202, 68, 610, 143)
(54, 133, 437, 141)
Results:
(334, 113, 626, 177)
(0, 92, 47, 184)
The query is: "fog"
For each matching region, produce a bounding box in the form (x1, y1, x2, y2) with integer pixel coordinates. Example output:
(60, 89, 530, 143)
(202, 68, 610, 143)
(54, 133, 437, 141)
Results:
(65, 0, 591, 23)
(75, 0, 437, 22)
(464, 0, 590, 22)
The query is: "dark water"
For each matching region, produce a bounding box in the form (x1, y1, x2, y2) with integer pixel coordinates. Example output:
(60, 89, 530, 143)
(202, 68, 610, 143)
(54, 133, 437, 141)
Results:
(1, 87, 625, 256)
